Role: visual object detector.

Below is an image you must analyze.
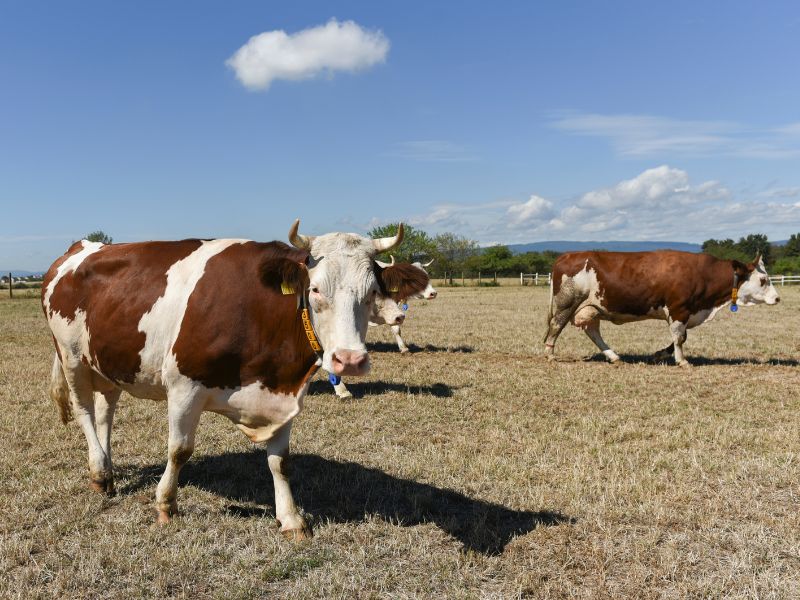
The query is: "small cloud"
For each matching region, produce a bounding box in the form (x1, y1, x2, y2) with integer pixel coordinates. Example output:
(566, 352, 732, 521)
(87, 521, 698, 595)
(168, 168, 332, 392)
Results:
(550, 111, 800, 159)
(390, 140, 478, 162)
(227, 19, 389, 91)
(507, 195, 555, 227)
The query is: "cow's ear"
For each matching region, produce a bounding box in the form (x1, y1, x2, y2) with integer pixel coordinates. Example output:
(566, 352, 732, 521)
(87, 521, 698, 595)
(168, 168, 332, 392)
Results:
(260, 257, 309, 295)
(379, 263, 429, 301)
(732, 260, 750, 280)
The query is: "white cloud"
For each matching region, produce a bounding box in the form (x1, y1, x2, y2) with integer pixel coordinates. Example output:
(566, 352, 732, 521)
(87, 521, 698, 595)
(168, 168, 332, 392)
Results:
(550, 111, 800, 159)
(407, 166, 800, 244)
(227, 19, 389, 91)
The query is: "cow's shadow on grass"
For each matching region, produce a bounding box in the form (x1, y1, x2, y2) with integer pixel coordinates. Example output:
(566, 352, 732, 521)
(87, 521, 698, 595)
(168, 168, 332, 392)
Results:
(119, 452, 572, 555)
(307, 379, 455, 399)
(581, 352, 800, 367)
(366, 341, 474, 354)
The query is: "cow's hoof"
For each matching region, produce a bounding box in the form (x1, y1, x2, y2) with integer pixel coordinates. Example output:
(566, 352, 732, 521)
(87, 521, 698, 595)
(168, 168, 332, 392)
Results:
(336, 390, 353, 400)
(399, 348, 410, 355)
(89, 478, 115, 496)
(280, 526, 313, 542)
(546, 354, 556, 362)
(156, 510, 173, 526)
(677, 360, 691, 368)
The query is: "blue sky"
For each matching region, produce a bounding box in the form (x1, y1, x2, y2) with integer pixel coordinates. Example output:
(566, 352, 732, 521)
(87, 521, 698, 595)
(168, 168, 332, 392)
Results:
(2, 1, 800, 270)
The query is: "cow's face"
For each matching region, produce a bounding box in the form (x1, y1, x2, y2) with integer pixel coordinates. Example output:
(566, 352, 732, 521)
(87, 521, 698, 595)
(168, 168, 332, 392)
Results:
(410, 260, 438, 299)
(371, 295, 406, 326)
(736, 254, 781, 306)
(289, 221, 404, 376)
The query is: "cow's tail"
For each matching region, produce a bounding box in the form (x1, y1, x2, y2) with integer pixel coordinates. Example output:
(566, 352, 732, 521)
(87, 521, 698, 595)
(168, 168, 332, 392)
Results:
(49, 353, 73, 424)
(543, 276, 555, 343)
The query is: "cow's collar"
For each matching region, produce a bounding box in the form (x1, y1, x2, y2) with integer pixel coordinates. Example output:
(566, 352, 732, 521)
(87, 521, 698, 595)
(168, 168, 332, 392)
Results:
(730, 272, 740, 312)
(300, 292, 324, 360)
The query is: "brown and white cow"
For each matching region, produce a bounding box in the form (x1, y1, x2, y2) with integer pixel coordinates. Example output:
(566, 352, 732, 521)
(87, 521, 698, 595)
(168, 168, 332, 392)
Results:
(42, 221, 420, 539)
(543, 250, 780, 366)
(328, 258, 436, 399)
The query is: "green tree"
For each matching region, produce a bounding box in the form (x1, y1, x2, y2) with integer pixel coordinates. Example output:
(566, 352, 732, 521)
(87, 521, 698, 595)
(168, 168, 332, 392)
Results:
(701, 238, 749, 262)
(431, 232, 479, 273)
(368, 224, 435, 263)
(85, 230, 113, 244)
(737, 233, 771, 264)
(782, 233, 800, 258)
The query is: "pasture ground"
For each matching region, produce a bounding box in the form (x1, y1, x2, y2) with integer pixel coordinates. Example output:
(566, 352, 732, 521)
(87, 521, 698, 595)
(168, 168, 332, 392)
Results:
(1, 286, 799, 599)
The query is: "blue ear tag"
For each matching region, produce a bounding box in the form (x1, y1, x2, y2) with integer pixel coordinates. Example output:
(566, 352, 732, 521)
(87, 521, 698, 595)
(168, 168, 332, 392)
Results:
(328, 373, 341, 385)
(401, 303, 408, 311)
(730, 303, 738, 312)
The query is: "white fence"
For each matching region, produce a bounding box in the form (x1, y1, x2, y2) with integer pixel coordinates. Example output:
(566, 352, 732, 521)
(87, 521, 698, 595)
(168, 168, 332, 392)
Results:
(775, 275, 800, 285)
(520, 273, 551, 286)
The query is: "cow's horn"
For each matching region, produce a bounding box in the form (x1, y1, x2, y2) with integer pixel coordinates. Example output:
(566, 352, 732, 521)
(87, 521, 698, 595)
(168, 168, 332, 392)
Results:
(372, 224, 404, 253)
(375, 255, 395, 269)
(753, 252, 762, 265)
(288, 219, 313, 250)
(423, 258, 434, 268)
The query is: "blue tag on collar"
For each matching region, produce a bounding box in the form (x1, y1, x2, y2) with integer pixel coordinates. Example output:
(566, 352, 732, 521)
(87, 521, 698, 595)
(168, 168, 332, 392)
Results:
(401, 303, 408, 311)
(328, 373, 341, 385)
(730, 304, 738, 312)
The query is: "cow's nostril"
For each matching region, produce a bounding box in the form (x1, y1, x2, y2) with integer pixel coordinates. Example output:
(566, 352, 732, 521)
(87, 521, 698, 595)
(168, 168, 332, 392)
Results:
(775, 297, 781, 303)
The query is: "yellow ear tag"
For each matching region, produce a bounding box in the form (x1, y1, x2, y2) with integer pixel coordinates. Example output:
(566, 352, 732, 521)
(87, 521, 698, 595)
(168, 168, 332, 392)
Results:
(281, 282, 295, 295)
(389, 287, 400, 293)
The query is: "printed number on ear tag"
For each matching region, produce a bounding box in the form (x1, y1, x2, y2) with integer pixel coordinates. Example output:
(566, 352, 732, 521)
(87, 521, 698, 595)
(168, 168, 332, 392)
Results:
(280, 282, 295, 295)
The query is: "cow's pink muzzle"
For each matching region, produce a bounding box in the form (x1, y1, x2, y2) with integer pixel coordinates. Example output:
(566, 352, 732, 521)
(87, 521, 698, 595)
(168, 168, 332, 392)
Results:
(331, 349, 370, 376)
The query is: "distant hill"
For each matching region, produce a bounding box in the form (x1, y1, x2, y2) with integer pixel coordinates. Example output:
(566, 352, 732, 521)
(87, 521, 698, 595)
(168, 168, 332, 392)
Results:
(505, 240, 703, 254)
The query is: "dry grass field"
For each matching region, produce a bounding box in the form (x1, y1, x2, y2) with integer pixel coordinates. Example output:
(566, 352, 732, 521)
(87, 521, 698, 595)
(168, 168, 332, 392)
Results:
(2, 285, 800, 599)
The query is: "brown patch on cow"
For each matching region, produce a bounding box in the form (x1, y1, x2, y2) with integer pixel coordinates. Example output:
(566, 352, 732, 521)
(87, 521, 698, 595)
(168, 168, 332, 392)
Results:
(43, 240, 203, 382)
(553, 250, 744, 324)
(377, 263, 430, 302)
(173, 242, 318, 394)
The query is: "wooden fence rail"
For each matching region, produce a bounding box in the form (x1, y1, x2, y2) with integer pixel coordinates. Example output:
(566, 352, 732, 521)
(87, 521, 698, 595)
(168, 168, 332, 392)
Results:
(520, 273, 552, 286)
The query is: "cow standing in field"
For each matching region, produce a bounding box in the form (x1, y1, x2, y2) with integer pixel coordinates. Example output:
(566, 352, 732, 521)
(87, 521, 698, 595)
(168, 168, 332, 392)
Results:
(42, 221, 418, 539)
(329, 258, 437, 399)
(543, 251, 780, 366)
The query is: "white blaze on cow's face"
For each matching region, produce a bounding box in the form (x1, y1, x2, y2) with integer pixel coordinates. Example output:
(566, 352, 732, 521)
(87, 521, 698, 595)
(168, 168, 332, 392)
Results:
(737, 256, 780, 306)
(289, 220, 404, 376)
(411, 260, 438, 299)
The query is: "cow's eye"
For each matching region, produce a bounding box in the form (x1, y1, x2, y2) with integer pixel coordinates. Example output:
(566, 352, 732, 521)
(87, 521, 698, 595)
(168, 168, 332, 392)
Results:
(760, 277, 768, 287)
(311, 286, 320, 294)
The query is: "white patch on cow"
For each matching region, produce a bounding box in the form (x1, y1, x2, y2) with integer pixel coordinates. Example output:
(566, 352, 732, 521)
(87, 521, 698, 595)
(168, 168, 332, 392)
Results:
(43, 240, 104, 316)
(567, 263, 605, 327)
(136, 239, 248, 389)
(410, 261, 438, 299)
(204, 380, 308, 443)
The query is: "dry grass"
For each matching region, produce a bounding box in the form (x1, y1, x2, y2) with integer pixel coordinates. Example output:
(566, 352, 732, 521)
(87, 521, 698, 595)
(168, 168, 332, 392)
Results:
(1, 286, 799, 599)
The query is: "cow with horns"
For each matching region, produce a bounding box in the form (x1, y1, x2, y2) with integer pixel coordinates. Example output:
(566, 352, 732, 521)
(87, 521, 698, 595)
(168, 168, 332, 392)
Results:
(543, 250, 780, 366)
(328, 257, 438, 399)
(42, 221, 421, 540)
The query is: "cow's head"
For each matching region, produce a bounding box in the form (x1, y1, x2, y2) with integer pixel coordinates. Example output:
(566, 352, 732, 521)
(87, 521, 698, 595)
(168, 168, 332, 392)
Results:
(370, 295, 406, 326)
(734, 253, 780, 306)
(288, 220, 404, 376)
(374, 256, 437, 300)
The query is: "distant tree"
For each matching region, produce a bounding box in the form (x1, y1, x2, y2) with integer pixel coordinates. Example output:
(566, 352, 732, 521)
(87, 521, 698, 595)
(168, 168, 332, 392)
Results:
(782, 233, 800, 258)
(701, 238, 749, 262)
(737, 233, 771, 264)
(368, 224, 435, 263)
(431, 232, 479, 273)
(85, 230, 113, 244)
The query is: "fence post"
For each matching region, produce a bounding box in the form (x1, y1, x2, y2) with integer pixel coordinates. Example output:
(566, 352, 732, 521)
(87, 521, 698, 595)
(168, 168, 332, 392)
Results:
(461, 272, 465, 286)
(494, 272, 497, 284)
(8, 272, 11, 299)
(478, 271, 482, 285)
(782, 275, 785, 286)
(520, 272, 523, 286)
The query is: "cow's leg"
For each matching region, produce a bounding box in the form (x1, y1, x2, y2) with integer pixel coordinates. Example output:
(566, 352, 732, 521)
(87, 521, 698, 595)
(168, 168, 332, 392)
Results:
(155, 393, 204, 524)
(669, 320, 690, 367)
(332, 380, 352, 399)
(267, 420, 311, 541)
(543, 279, 583, 360)
(66, 371, 112, 494)
(543, 309, 573, 360)
(93, 389, 120, 495)
(391, 324, 409, 353)
(582, 320, 620, 363)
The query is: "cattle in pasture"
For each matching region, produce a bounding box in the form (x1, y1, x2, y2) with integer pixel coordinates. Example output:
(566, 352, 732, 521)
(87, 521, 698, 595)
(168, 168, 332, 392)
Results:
(543, 251, 780, 366)
(42, 221, 422, 539)
(329, 258, 437, 399)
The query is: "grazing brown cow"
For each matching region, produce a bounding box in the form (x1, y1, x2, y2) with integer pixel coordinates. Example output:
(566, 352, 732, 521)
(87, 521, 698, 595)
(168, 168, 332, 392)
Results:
(42, 221, 422, 539)
(543, 250, 780, 366)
